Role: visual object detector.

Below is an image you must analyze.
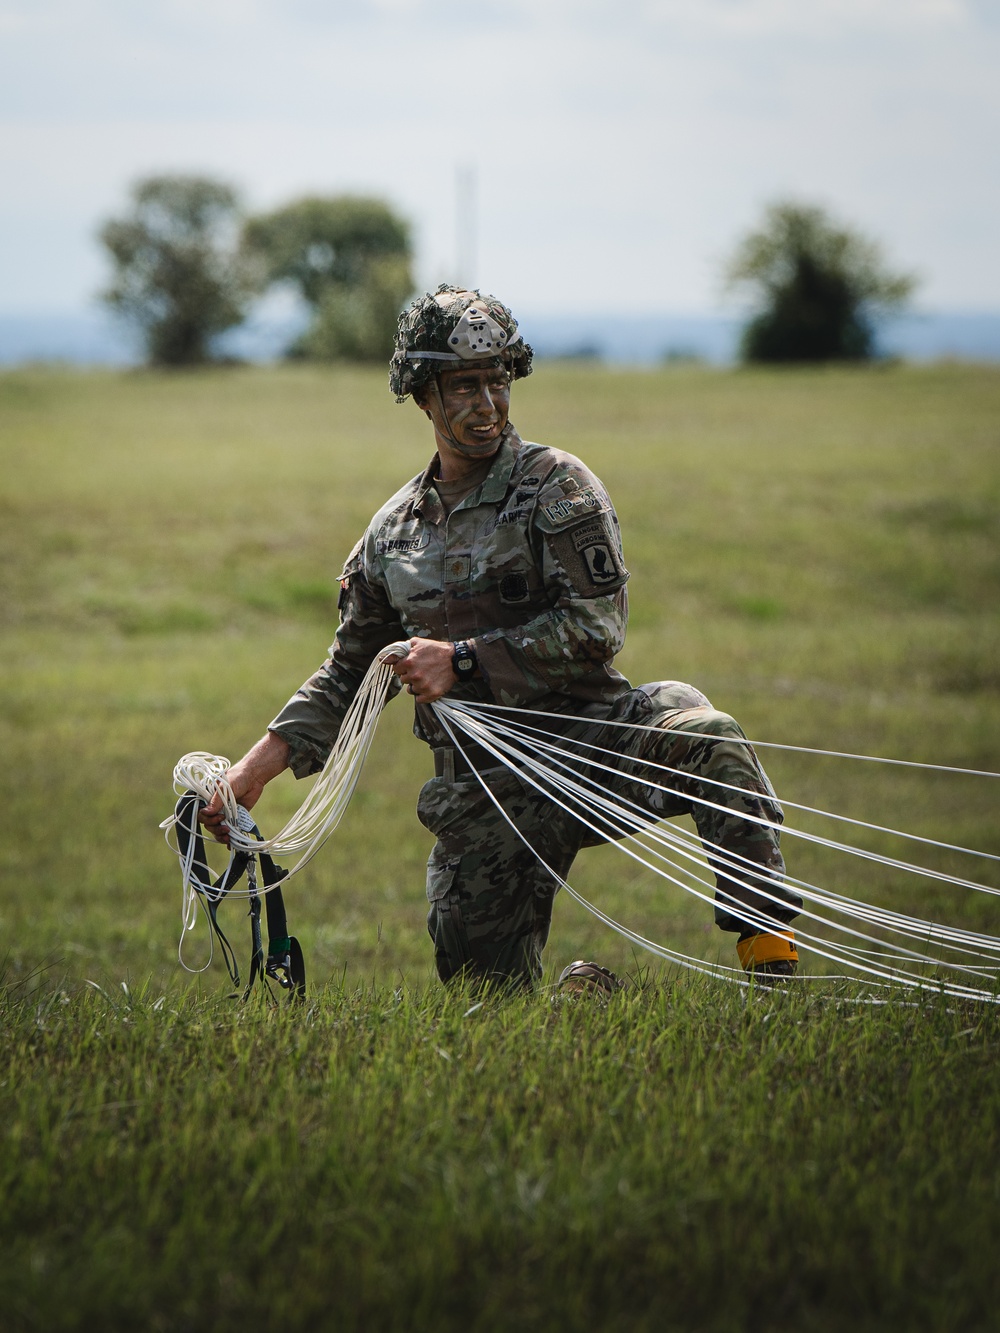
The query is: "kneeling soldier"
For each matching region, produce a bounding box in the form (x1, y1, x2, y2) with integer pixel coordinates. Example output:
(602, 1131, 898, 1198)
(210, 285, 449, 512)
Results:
(201, 286, 802, 988)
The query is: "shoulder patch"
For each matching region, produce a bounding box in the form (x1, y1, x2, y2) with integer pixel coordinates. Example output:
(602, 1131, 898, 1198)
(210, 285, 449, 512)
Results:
(536, 480, 608, 529)
(575, 532, 621, 588)
(543, 513, 628, 597)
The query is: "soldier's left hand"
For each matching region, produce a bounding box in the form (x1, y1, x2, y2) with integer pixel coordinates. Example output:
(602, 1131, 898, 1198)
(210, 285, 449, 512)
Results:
(393, 638, 461, 703)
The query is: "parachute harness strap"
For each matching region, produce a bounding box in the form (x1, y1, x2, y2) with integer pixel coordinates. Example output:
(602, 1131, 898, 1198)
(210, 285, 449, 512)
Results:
(168, 790, 304, 1002)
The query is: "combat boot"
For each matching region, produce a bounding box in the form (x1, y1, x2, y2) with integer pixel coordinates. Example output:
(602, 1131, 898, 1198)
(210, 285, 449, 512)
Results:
(556, 960, 624, 997)
(737, 930, 798, 977)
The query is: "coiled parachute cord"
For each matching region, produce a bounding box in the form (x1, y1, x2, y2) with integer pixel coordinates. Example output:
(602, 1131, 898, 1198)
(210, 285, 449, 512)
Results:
(160, 640, 410, 989)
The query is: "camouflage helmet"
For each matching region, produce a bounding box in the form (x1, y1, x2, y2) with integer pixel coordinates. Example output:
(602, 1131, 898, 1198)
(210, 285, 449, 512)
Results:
(389, 284, 533, 402)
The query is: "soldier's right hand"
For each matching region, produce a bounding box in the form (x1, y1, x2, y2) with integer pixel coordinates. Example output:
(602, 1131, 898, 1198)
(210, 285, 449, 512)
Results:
(198, 763, 263, 847)
(197, 733, 291, 845)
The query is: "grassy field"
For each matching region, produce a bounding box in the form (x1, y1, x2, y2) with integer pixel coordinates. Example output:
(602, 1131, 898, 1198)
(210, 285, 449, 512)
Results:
(1, 361, 999, 1330)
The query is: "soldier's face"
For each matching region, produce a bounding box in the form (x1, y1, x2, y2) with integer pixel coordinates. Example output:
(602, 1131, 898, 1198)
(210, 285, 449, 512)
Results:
(420, 366, 511, 465)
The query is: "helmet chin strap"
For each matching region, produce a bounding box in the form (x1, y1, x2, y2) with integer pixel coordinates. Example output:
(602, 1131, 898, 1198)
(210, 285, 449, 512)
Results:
(430, 374, 468, 455)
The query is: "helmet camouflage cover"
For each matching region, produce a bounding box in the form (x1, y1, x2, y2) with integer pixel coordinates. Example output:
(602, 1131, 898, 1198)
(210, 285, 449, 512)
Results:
(389, 284, 534, 402)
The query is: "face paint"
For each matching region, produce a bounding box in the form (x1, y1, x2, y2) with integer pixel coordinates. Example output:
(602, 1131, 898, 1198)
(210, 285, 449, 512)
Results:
(430, 366, 511, 468)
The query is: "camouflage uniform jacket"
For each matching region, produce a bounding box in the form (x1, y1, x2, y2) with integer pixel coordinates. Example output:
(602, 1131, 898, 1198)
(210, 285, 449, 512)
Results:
(269, 426, 632, 778)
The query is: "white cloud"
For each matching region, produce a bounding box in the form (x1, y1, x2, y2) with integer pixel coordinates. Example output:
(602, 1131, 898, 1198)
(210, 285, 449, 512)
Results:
(0, 0, 997, 312)
(642, 0, 969, 34)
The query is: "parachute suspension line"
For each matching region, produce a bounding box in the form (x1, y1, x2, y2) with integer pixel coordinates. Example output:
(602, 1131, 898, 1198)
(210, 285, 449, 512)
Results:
(433, 707, 918, 997)
(452, 701, 1000, 781)
(433, 700, 1000, 1003)
(431, 709, 754, 985)
(442, 703, 1000, 870)
(441, 704, 1000, 970)
(440, 700, 1000, 893)
(435, 708, 953, 992)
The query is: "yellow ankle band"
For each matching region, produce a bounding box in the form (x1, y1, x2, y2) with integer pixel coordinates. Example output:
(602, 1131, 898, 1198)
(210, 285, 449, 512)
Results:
(737, 931, 798, 969)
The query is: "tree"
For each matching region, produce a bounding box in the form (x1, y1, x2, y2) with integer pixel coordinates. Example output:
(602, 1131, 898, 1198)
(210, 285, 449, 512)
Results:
(725, 203, 916, 363)
(99, 175, 258, 366)
(242, 196, 414, 362)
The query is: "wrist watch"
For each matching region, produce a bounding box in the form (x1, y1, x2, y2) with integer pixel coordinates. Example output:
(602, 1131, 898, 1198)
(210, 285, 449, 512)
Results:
(451, 640, 478, 681)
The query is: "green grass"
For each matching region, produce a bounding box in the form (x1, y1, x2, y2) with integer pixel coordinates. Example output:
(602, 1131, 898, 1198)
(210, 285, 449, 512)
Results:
(1, 362, 999, 1329)
(4, 978, 1000, 1332)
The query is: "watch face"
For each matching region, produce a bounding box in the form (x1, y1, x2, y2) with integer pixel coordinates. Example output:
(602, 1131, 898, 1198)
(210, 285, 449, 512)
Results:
(453, 641, 477, 678)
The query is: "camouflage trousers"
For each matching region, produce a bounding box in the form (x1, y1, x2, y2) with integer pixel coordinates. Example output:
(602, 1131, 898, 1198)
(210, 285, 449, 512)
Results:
(416, 681, 802, 989)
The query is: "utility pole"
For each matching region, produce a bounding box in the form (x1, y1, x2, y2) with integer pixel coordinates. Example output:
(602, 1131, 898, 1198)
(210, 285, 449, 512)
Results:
(455, 163, 477, 289)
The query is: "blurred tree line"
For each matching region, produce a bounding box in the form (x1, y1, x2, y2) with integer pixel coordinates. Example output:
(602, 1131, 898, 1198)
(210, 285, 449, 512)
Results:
(99, 175, 414, 367)
(100, 176, 916, 369)
(725, 202, 915, 363)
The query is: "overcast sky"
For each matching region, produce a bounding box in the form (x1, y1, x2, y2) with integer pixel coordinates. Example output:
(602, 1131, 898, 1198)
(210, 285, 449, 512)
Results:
(1, 0, 997, 315)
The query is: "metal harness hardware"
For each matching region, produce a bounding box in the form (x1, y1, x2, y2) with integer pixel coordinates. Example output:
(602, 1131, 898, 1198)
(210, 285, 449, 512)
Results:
(173, 791, 306, 1003)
